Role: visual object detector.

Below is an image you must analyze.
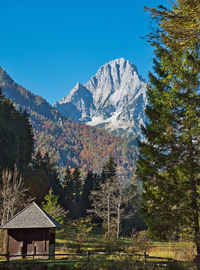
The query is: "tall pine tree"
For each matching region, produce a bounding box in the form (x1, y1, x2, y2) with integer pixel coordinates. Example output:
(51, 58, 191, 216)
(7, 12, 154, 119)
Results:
(63, 167, 73, 211)
(137, 0, 200, 258)
(101, 157, 117, 184)
(63, 167, 82, 218)
(81, 170, 98, 217)
(72, 168, 82, 218)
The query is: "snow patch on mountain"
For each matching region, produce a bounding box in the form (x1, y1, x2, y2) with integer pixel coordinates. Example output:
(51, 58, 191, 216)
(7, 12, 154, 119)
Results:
(54, 58, 147, 138)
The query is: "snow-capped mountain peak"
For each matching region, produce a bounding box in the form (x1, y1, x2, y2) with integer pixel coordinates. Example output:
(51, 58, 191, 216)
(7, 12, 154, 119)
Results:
(54, 58, 147, 137)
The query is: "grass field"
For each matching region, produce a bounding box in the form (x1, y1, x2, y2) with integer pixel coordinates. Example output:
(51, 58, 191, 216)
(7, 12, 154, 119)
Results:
(53, 234, 196, 269)
(149, 241, 195, 261)
(55, 230, 196, 262)
(0, 230, 196, 269)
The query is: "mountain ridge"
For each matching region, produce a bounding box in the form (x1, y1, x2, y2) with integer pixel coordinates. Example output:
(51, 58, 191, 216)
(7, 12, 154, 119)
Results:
(0, 65, 136, 178)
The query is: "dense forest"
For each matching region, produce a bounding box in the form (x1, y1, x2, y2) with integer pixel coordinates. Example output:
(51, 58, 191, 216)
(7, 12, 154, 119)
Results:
(0, 88, 143, 237)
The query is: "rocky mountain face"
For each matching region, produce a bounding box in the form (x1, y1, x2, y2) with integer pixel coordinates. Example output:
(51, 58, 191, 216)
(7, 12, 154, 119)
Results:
(0, 66, 136, 178)
(54, 58, 147, 138)
(0, 67, 62, 121)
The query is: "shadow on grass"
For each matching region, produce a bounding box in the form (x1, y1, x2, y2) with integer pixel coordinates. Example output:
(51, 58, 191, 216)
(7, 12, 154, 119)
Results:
(0, 257, 195, 270)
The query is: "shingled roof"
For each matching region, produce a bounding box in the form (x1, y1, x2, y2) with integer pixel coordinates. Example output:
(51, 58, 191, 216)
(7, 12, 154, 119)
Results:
(0, 202, 62, 229)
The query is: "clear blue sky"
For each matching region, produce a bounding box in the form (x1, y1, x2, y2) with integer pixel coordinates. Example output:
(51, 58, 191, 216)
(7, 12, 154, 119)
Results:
(0, 0, 171, 105)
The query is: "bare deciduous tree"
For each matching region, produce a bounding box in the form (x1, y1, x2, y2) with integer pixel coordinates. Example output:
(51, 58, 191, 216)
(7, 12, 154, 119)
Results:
(0, 166, 32, 253)
(112, 178, 126, 238)
(0, 166, 32, 226)
(89, 176, 135, 238)
(111, 176, 138, 238)
(88, 179, 116, 237)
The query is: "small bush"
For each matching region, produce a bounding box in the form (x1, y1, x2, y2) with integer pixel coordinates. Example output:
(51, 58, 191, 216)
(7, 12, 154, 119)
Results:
(118, 231, 152, 264)
(123, 231, 152, 254)
(64, 218, 94, 253)
(166, 261, 190, 270)
(102, 236, 122, 253)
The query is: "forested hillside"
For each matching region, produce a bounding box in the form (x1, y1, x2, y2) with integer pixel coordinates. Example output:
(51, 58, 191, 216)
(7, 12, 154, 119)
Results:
(0, 89, 34, 171)
(0, 67, 136, 177)
(0, 92, 140, 232)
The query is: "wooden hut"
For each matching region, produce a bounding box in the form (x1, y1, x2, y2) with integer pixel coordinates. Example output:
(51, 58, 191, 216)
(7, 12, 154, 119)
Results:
(0, 202, 61, 259)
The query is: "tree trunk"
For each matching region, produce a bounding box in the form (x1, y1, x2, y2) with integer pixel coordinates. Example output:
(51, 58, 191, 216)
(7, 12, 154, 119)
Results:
(107, 197, 110, 237)
(116, 202, 120, 238)
(0, 231, 7, 254)
(116, 192, 122, 239)
(191, 175, 200, 263)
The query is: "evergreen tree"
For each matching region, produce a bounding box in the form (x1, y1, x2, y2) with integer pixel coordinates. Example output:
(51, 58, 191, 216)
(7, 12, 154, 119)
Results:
(63, 167, 72, 188)
(0, 88, 34, 171)
(81, 170, 98, 217)
(42, 152, 62, 197)
(137, 0, 200, 259)
(72, 168, 82, 218)
(42, 187, 67, 224)
(122, 175, 145, 234)
(26, 151, 63, 204)
(101, 157, 117, 184)
(63, 167, 82, 218)
(63, 167, 74, 214)
(145, 0, 200, 49)
(0, 88, 4, 101)
(15, 110, 34, 171)
(0, 96, 17, 169)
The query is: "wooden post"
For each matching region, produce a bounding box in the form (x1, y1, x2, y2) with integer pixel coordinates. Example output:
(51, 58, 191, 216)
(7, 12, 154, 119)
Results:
(33, 246, 36, 259)
(144, 252, 147, 264)
(87, 250, 90, 262)
(6, 251, 10, 262)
